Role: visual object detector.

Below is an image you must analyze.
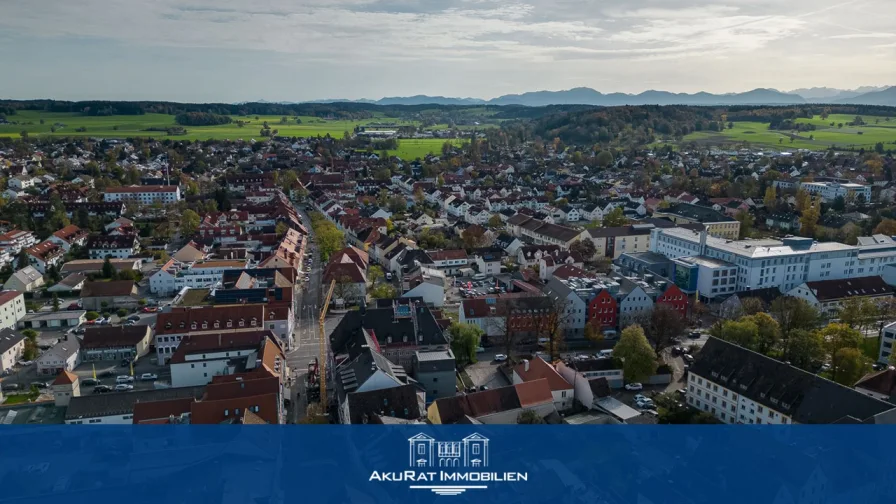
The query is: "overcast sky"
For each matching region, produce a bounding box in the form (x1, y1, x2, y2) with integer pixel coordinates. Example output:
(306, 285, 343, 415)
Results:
(1, 0, 894, 102)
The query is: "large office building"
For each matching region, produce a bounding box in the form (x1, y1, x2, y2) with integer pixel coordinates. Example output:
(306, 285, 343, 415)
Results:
(649, 228, 896, 296)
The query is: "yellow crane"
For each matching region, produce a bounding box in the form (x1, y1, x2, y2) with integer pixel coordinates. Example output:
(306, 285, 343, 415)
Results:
(318, 279, 336, 415)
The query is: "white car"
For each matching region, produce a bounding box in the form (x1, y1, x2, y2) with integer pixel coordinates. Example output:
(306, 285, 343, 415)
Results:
(140, 373, 158, 381)
(116, 375, 134, 384)
(636, 399, 655, 409)
(476, 347, 485, 354)
(634, 394, 648, 402)
(625, 383, 643, 391)
(114, 384, 134, 391)
(494, 354, 508, 362)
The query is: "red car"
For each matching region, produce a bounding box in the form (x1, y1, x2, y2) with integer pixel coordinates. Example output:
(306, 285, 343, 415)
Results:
(141, 307, 154, 313)
(67, 302, 81, 310)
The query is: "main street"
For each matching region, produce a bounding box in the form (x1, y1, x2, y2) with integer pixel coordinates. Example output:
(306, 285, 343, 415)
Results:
(286, 204, 325, 421)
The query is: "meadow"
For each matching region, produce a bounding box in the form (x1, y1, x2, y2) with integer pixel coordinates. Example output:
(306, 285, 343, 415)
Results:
(680, 113, 896, 151)
(0, 110, 463, 159)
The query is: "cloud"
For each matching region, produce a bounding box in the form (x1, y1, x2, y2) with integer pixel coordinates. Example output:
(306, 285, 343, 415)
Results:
(0, 0, 895, 100)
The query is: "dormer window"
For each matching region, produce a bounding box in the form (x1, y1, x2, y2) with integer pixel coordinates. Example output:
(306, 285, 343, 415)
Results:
(179, 322, 186, 329)
(239, 318, 245, 327)
(227, 319, 232, 328)
(191, 322, 197, 330)
(250, 317, 257, 327)
(201, 322, 208, 329)
(213, 321, 220, 329)
(165, 322, 172, 329)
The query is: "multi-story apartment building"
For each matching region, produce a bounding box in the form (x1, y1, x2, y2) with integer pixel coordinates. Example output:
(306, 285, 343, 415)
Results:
(0, 230, 37, 256)
(782, 181, 872, 203)
(150, 259, 250, 296)
(103, 185, 181, 204)
(652, 203, 740, 240)
(689, 337, 896, 424)
(588, 224, 655, 260)
(0, 291, 26, 332)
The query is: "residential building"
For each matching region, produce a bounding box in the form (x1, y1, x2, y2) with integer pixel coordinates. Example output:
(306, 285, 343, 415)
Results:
(103, 185, 181, 204)
(787, 276, 892, 317)
(3, 266, 45, 293)
(426, 379, 556, 424)
(0, 229, 37, 255)
(154, 305, 293, 363)
(413, 350, 456, 403)
(80, 280, 139, 311)
(652, 203, 740, 239)
(80, 325, 153, 362)
(0, 328, 27, 373)
(65, 386, 205, 424)
(426, 249, 469, 276)
(472, 248, 503, 276)
(798, 181, 871, 203)
(512, 356, 574, 411)
(36, 335, 80, 375)
(87, 234, 139, 259)
(150, 259, 250, 296)
(168, 330, 286, 388)
(879, 322, 896, 363)
(588, 224, 656, 260)
(688, 337, 896, 424)
(854, 368, 896, 403)
(47, 273, 86, 293)
(60, 258, 141, 276)
(506, 214, 587, 250)
(0, 291, 26, 331)
(49, 224, 89, 251)
(25, 240, 64, 274)
(401, 266, 446, 307)
(556, 358, 624, 389)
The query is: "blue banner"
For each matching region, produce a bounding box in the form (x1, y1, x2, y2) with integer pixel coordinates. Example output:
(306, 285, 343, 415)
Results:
(1, 426, 894, 503)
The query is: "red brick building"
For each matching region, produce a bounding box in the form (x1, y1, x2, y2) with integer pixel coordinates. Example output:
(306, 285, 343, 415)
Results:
(656, 284, 688, 318)
(587, 289, 618, 329)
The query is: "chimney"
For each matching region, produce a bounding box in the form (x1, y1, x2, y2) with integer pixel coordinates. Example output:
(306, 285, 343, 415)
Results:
(523, 359, 529, 372)
(218, 333, 222, 347)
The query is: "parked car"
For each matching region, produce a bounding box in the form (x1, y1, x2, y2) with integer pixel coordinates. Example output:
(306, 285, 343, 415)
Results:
(94, 385, 113, 394)
(636, 398, 655, 409)
(141, 307, 155, 313)
(140, 373, 158, 381)
(116, 375, 134, 384)
(494, 354, 508, 362)
(643, 409, 659, 417)
(127, 315, 141, 322)
(676, 388, 687, 398)
(479, 385, 489, 391)
(114, 384, 134, 391)
(476, 346, 485, 353)
(688, 331, 701, 339)
(2, 383, 20, 391)
(671, 346, 683, 356)
(30, 381, 50, 389)
(625, 383, 643, 391)
(81, 378, 100, 386)
(17, 360, 33, 366)
(99, 370, 114, 378)
(67, 302, 82, 310)
(682, 354, 695, 364)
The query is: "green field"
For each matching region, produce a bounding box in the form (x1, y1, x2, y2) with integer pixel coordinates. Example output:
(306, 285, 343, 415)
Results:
(0, 110, 466, 159)
(680, 114, 896, 151)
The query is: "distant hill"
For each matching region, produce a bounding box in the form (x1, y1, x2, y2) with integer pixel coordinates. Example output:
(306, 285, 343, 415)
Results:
(374, 95, 485, 106)
(486, 87, 806, 106)
(788, 86, 890, 102)
(836, 86, 896, 106)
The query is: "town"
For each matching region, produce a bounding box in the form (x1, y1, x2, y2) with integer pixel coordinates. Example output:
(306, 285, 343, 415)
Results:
(0, 102, 896, 428)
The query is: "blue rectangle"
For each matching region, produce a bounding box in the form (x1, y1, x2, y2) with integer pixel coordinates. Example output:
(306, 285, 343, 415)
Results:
(0, 426, 893, 504)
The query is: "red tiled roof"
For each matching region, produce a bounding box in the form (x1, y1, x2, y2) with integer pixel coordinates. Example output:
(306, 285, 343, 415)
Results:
(168, 330, 273, 364)
(52, 370, 78, 386)
(155, 306, 287, 335)
(81, 280, 136, 298)
(0, 290, 22, 306)
(514, 378, 554, 407)
(132, 398, 194, 424)
(52, 225, 87, 243)
(26, 240, 64, 261)
(323, 262, 365, 283)
(190, 393, 279, 424)
(514, 357, 572, 392)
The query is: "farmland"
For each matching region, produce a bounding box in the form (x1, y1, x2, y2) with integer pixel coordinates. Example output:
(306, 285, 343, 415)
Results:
(0, 110, 465, 159)
(680, 113, 896, 151)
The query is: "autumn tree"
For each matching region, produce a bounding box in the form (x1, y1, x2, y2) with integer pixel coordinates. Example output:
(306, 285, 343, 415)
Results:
(461, 226, 487, 249)
(874, 219, 896, 236)
(487, 214, 503, 228)
(332, 274, 359, 303)
(832, 347, 868, 386)
(602, 207, 628, 227)
(569, 239, 596, 261)
(800, 201, 820, 237)
(645, 303, 687, 352)
(820, 323, 862, 381)
(740, 297, 765, 317)
(795, 188, 810, 213)
(763, 186, 777, 210)
(180, 209, 201, 237)
(734, 210, 754, 239)
(614, 324, 657, 383)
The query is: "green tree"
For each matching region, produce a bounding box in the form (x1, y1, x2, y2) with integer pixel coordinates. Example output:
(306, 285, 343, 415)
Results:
(770, 296, 820, 357)
(180, 209, 201, 237)
(275, 221, 289, 237)
(832, 347, 868, 386)
(613, 324, 657, 382)
(595, 150, 614, 168)
(116, 308, 129, 318)
(51, 293, 60, 312)
(448, 322, 483, 367)
(787, 329, 826, 370)
(85, 311, 99, 321)
(369, 283, 397, 299)
(16, 251, 29, 270)
(838, 297, 879, 336)
(22, 329, 38, 341)
(734, 210, 754, 239)
(820, 323, 862, 381)
(487, 215, 503, 228)
(602, 207, 627, 227)
(743, 312, 781, 355)
(102, 256, 115, 278)
(516, 410, 545, 424)
(367, 265, 384, 285)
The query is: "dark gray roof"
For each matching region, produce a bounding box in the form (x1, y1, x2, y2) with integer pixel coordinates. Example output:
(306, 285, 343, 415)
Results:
(0, 328, 26, 355)
(414, 350, 455, 372)
(803, 276, 892, 301)
(65, 386, 205, 420)
(691, 337, 895, 424)
(346, 383, 422, 424)
(656, 203, 735, 223)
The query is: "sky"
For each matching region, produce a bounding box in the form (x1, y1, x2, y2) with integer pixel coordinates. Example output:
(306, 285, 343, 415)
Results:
(1, 0, 895, 102)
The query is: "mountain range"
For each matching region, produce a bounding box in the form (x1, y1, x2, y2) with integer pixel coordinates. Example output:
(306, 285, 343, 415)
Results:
(304, 86, 896, 107)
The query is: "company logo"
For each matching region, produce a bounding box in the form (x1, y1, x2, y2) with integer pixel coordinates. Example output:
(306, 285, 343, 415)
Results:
(369, 433, 528, 496)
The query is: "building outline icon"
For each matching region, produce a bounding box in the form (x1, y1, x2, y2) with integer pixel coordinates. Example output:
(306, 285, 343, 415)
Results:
(408, 433, 489, 468)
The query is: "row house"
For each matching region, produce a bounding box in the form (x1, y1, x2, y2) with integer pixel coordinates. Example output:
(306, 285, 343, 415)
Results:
(88, 234, 139, 259)
(103, 185, 181, 204)
(0, 230, 37, 256)
(426, 249, 469, 276)
(154, 304, 294, 363)
(150, 259, 250, 296)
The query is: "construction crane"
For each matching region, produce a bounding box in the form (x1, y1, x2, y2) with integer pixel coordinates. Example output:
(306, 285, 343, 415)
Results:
(318, 279, 336, 416)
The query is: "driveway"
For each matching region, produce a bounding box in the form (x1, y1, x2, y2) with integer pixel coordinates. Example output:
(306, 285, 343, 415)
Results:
(464, 352, 511, 389)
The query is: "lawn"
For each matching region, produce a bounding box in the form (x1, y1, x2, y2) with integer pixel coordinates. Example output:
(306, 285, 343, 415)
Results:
(682, 114, 896, 151)
(2, 389, 39, 405)
(0, 110, 420, 141)
(389, 138, 464, 160)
